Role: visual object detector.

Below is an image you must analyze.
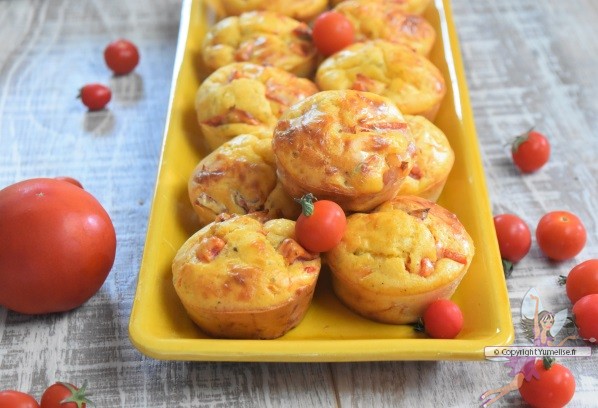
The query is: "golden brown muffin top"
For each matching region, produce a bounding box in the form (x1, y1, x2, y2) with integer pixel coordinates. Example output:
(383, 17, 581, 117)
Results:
(272, 90, 415, 209)
(195, 62, 319, 150)
(220, 0, 328, 22)
(316, 40, 446, 117)
(173, 214, 320, 311)
(189, 133, 299, 227)
(334, 0, 436, 55)
(202, 11, 317, 77)
(399, 115, 454, 197)
(326, 196, 474, 295)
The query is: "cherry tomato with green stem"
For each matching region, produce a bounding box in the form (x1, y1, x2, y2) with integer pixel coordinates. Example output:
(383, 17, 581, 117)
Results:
(560, 259, 598, 304)
(311, 11, 355, 57)
(518, 357, 576, 408)
(0, 390, 40, 408)
(78, 83, 111, 111)
(511, 128, 550, 173)
(419, 299, 464, 339)
(536, 211, 586, 261)
(295, 193, 346, 253)
(40, 382, 93, 408)
(104, 39, 140, 75)
(572, 293, 598, 343)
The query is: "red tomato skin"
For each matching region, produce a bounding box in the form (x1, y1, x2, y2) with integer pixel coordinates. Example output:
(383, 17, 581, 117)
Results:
(511, 130, 550, 173)
(572, 293, 598, 343)
(311, 11, 354, 57)
(0, 178, 117, 314)
(566, 259, 598, 304)
(0, 390, 40, 408)
(518, 360, 576, 408)
(54, 176, 83, 189)
(79, 84, 111, 111)
(536, 211, 586, 261)
(422, 299, 464, 339)
(104, 39, 140, 75)
(493, 214, 532, 263)
(295, 200, 346, 253)
(40, 383, 84, 408)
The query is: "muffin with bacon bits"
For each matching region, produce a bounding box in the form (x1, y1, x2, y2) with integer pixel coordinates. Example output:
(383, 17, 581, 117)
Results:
(195, 62, 318, 151)
(201, 11, 317, 78)
(188, 132, 299, 227)
(330, 0, 432, 15)
(316, 39, 446, 120)
(326, 195, 474, 324)
(220, 0, 328, 22)
(397, 115, 454, 201)
(172, 213, 321, 339)
(272, 89, 416, 213)
(334, 0, 436, 56)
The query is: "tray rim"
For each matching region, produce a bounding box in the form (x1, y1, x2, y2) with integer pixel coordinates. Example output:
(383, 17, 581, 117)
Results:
(128, 0, 515, 362)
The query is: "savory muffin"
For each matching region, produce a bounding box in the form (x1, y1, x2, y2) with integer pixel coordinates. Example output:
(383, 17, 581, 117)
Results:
(172, 213, 321, 339)
(397, 115, 454, 201)
(330, 0, 432, 15)
(201, 11, 318, 78)
(220, 0, 328, 22)
(188, 132, 300, 227)
(272, 89, 416, 212)
(195, 62, 319, 151)
(334, 0, 436, 56)
(326, 195, 474, 324)
(316, 39, 446, 120)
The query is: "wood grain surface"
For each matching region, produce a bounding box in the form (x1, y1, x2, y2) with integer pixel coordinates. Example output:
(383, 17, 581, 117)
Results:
(0, 0, 596, 407)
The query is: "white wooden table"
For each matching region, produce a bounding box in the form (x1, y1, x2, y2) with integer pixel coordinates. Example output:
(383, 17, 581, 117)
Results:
(1, 0, 596, 406)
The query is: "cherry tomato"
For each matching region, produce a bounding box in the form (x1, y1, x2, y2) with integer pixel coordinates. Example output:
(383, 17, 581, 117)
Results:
(536, 211, 586, 261)
(563, 259, 598, 304)
(519, 357, 575, 408)
(493, 213, 531, 263)
(421, 299, 464, 339)
(40, 382, 92, 408)
(54, 176, 83, 189)
(104, 39, 140, 75)
(295, 193, 346, 253)
(572, 293, 598, 343)
(0, 390, 40, 408)
(311, 11, 354, 57)
(511, 128, 550, 173)
(0, 178, 117, 314)
(78, 83, 111, 111)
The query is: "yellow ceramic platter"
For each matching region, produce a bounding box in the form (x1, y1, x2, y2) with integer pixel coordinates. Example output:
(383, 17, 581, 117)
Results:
(129, 0, 514, 361)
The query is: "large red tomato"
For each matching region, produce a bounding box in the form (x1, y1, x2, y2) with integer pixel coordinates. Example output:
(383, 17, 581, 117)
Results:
(0, 178, 117, 314)
(0, 390, 40, 408)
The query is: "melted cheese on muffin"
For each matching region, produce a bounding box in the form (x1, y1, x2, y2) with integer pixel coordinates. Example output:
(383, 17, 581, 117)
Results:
(220, 0, 328, 22)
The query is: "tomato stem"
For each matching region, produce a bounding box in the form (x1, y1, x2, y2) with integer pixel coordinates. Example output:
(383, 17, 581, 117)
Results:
(296, 193, 317, 216)
(59, 380, 94, 407)
(502, 259, 514, 278)
(542, 356, 556, 370)
(557, 275, 567, 286)
(511, 126, 534, 153)
(413, 317, 425, 333)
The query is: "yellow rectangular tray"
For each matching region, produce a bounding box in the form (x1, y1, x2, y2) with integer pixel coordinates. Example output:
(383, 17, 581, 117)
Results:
(129, 0, 514, 362)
